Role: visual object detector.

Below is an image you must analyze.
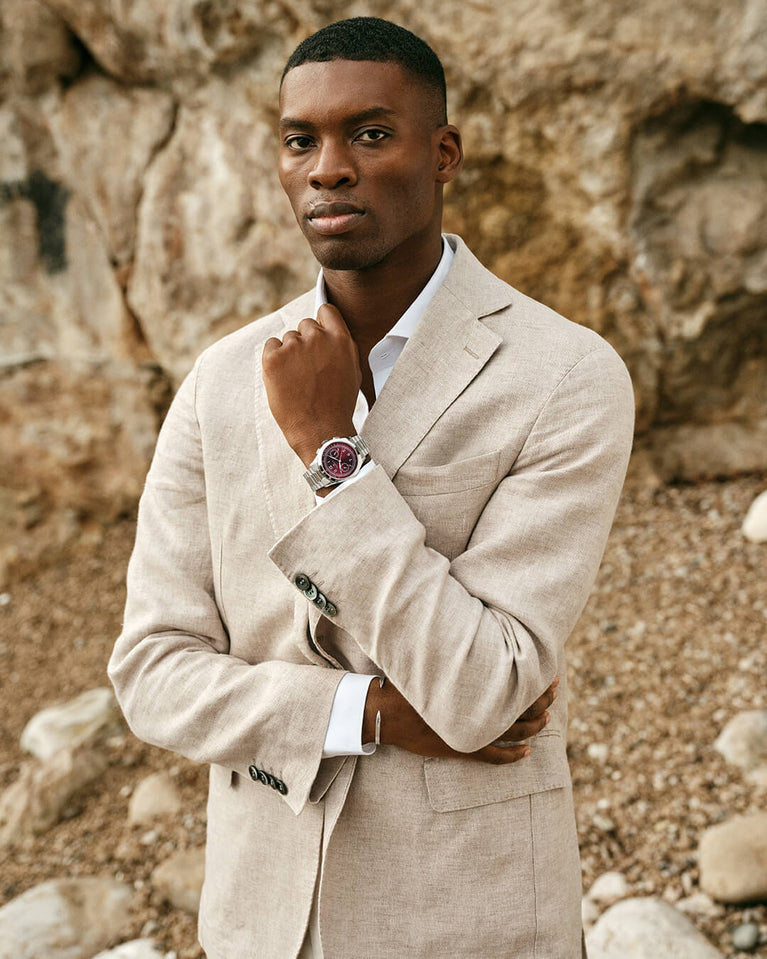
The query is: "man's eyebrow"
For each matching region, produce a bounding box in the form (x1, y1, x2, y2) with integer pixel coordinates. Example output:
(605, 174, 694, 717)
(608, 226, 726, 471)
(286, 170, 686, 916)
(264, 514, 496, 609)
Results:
(279, 107, 397, 131)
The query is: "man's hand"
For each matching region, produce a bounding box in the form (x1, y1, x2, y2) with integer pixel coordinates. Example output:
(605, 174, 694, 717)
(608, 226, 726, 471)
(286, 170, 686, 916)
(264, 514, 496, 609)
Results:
(363, 678, 558, 765)
(262, 304, 362, 467)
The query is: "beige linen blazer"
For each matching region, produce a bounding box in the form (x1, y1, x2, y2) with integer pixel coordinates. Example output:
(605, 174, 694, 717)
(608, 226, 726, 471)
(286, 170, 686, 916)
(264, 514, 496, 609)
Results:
(109, 236, 634, 959)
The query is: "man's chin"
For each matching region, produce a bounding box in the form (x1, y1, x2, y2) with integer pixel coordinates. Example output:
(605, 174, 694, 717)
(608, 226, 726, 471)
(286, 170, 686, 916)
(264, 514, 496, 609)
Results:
(308, 237, 383, 273)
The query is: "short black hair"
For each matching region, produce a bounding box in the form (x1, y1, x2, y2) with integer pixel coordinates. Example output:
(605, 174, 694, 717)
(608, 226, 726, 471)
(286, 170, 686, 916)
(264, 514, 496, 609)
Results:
(281, 17, 447, 124)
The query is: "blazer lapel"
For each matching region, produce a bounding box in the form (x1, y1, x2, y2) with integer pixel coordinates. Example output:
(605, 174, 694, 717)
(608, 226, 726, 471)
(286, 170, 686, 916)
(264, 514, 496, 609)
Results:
(362, 238, 509, 479)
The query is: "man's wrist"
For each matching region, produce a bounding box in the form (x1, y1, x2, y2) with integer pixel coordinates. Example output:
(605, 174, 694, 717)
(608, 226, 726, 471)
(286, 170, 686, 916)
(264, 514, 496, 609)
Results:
(293, 421, 357, 468)
(362, 675, 387, 744)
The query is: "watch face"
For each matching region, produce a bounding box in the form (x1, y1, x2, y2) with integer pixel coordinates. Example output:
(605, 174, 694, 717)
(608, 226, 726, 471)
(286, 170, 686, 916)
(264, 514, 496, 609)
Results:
(321, 441, 358, 481)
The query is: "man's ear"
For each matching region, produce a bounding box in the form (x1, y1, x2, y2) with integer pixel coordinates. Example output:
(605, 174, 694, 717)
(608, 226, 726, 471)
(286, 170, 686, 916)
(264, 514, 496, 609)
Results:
(435, 125, 463, 184)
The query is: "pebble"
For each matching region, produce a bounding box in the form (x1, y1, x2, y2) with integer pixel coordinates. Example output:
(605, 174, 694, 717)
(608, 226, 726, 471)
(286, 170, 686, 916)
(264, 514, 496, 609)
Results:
(0, 877, 132, 959)
(128, 772, 182, 825)
(731, 922, 760, 952)
(714, 710, 767, 777)
(0, 747, 108, 848)
(586, 897, 724, 958)
(587, 870, 629, 907)
(20, 688, 124, 761)
(151, 847, 205, 915)
(742, 490, 767, 542)
(699, 812, 767, 903)
(676, 892, 724, 918)
(92, 941, 164, 959)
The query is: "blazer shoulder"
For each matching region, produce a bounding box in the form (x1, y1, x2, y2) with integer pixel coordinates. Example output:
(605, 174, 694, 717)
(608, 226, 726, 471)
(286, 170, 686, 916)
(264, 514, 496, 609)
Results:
(445, 236, 626, 374)
(194, 288, 314, 383)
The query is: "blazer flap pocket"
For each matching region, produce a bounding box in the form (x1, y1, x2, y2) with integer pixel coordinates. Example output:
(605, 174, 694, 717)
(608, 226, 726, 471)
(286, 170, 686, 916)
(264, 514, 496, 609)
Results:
(423, 731, 570, 812)
(395, 449, 500, 496)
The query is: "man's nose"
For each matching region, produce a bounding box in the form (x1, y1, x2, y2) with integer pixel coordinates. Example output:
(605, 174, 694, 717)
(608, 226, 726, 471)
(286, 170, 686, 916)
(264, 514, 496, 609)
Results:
(309, 142, 356, 189)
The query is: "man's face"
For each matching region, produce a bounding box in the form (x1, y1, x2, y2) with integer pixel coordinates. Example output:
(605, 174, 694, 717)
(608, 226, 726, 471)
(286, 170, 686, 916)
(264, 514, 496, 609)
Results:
(278, 59, 458, 272)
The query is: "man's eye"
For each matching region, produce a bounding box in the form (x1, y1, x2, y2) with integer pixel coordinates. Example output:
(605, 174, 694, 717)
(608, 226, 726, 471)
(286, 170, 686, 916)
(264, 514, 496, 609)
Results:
(285, 136, 313, 150)
(356, 129, 389, 143)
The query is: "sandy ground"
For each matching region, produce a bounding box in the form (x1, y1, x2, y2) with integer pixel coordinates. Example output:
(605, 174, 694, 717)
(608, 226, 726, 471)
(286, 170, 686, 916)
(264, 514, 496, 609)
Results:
(0, 471, 765, 956)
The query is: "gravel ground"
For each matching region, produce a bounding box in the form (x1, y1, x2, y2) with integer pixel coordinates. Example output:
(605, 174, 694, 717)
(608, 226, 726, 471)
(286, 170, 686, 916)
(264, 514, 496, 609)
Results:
(0, 471, 765, 956)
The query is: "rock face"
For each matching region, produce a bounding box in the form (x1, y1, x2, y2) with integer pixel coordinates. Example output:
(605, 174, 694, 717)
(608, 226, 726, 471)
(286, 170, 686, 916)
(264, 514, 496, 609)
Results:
(0, 878, 132, 959)
(586, 897, 724, 958)
(20, 687, 124, 760)
(699, 813, 767, 904)
(2, 0, 767, 549)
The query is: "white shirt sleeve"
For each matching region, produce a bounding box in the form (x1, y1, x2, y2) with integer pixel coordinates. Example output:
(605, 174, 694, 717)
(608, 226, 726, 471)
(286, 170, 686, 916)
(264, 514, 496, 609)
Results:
(313, 460, 376, 507)
(322, 672, 378, 757)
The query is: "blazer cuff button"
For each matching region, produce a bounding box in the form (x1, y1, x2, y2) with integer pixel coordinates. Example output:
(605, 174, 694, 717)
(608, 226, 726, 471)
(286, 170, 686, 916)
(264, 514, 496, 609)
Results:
(294, 574, 311, 592)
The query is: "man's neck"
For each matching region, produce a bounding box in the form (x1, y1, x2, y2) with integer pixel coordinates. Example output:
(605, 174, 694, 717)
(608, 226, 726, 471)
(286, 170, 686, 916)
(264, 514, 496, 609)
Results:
(322, 235, 444, 354)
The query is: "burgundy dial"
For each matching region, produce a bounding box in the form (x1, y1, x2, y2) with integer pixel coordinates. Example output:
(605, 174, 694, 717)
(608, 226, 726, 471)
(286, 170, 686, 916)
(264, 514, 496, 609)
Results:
(320, 441, 358, 480)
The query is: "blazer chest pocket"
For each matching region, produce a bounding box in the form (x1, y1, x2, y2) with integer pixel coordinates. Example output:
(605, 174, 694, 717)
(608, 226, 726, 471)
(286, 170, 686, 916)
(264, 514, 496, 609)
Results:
(395, 450, 501, 560)
(423, 731, 570, 812)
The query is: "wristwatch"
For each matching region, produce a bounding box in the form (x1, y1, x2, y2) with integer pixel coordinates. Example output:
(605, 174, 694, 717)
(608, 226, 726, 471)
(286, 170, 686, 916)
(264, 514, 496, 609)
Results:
(303, 435, 370, 492)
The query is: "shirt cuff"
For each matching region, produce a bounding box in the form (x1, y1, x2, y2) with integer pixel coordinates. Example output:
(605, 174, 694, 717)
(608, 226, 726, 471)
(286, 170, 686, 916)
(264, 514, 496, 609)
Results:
(322, 672, 378, 757)
(313, 460, 376, 507)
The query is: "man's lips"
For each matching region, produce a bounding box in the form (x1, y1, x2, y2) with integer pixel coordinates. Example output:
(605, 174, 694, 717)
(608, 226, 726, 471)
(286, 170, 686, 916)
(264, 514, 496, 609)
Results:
(307, 201, 365, 236)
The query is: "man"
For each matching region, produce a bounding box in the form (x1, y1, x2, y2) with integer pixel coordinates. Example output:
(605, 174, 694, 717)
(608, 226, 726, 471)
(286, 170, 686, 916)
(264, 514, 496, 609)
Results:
(109, 17, 634, 959)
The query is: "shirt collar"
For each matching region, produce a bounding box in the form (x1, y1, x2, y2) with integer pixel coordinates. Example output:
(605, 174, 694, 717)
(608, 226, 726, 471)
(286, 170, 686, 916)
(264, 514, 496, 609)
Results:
(313, 235, 455, 342)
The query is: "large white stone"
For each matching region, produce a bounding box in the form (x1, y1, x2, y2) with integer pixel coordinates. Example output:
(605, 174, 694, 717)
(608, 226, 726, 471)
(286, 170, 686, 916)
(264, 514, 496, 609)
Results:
(20, 687, 124, 760)
(92, 940, 164, 959)
(0, 746, 107, 848)
(128, 771, 182, 825)
(0, 878, 132, 959)
(742, 490, 767, 543)
(586, 897, 724, 958)
(151, 847, 205, 915)
(699, 813, 767, 903)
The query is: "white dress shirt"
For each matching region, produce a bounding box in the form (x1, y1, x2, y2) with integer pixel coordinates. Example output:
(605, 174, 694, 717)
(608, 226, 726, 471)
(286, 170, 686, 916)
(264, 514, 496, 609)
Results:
(313, 237, 455, 757)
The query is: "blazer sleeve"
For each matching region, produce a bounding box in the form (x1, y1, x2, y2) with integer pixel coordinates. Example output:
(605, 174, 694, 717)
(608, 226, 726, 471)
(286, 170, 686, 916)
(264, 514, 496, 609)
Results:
(268, 346, 635, 753)
(108, 359, 345, 816)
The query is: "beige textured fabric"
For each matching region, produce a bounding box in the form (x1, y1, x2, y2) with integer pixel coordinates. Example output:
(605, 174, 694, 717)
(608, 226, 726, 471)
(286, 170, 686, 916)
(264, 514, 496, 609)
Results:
(109, 236, 634, 958)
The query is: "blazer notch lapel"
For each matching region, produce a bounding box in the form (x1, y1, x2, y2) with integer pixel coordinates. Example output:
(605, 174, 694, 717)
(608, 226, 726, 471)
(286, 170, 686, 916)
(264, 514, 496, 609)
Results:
(362, 286, 502, 479)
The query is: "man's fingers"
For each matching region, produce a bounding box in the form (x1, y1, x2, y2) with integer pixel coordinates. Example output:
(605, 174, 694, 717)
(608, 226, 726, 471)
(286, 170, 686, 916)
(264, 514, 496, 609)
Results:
(473, 744, 531, 766)
(517, 679, 558, 722)
(316, 302, 350, 334)
(498, 713, 550, 743)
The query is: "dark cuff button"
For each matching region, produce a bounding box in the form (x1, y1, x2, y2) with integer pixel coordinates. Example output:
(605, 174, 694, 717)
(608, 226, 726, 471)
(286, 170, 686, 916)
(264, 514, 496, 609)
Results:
(304, 583, 318, 601)
(277, 780, 288, 795)
(325, 602, 338, 618)
(314, 592, 327, 611)
(257, 769, 269, 786)
(295, 574, 311, 592)
(267, 774, 279, 790)
(248, 764, 259, 782)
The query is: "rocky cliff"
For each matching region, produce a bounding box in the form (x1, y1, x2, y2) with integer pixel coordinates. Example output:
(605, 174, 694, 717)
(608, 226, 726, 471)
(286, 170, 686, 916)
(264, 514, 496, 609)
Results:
(1, 0, 766, 580)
